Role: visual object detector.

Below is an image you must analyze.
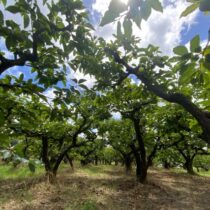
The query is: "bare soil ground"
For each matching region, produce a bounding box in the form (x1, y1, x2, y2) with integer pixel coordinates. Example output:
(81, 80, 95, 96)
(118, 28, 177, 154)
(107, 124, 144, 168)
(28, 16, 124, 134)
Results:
(0, 166, 210, 210)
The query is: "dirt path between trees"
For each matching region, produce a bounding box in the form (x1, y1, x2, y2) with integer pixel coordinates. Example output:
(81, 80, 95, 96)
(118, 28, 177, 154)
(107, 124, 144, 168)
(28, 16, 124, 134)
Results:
(0, 166, 210, 210)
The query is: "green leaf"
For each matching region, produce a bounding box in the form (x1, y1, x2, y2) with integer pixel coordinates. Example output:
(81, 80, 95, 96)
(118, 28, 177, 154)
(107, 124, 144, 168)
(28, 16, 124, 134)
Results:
(100, 0, 127, 26)
(28, 161, 36, 173)
(180, 3, 199, 17)
(123, 19, 132, 38)
(109, 0, 127, 14)
(79, 84, 88, 90)
(23, 14, 30, 28)
(0, 133, 9, 142)
(6, 5, 21, 14)
(173, 46, 188, 56)
(205, 53, 210, 63)
(0, 0, 7, 6)
(19, 73, 24, 81)
(140, 1, 151, 20)
(117, 21, 123, 38)
(0, 111, 5, 126)
(0, 10, 3, 25)
(100, 11, 116, 26)
(204, 46, 210, 56)
(132, 14, 142, 28)
(199, 0, 210, 12)
(190, 35, 200, 52)
(78, 79, 86, 83)
(148, 0, 163, 12)
(85, 23, 95, 30)
(179, 63, 196, 84)
(72, 78, 78, 83)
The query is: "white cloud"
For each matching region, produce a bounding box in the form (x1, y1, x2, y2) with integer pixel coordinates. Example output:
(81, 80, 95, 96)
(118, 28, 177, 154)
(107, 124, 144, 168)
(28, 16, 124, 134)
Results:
(43, 88, 56, 105)
(92, 0, 198, 55)
(201, 39, 208, 48)
(94, 24, 116, 41)
(111, 111, 121, 120)
(137, 0, 198, 54)
(67, 69, 96, 89)
(92, 0, 111, 15)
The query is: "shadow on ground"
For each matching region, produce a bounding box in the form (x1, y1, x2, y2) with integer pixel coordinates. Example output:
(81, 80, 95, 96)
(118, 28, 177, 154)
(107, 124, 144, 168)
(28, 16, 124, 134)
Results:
(0, 166, 210, 210)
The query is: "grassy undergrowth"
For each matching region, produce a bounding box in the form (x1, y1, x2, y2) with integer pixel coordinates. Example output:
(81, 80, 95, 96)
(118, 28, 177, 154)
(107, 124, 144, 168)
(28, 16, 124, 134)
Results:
(0, 163, 210, 180)
(0, 164, 210, 210)
(0, 163, 210, 181)
(0, 164, 44, 180)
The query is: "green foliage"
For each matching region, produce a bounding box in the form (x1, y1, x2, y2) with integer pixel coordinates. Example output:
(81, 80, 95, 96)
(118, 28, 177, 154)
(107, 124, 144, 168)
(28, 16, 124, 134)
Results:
(199, 0, 210, 11)
(180, 2, 200, 17)
(181, 0, 210, 16)
(0, 164, 44, 180)
(100, 0, 127, 26)
(173, 46, 188, 56)
(0, 0, 209, 182)
(190, 35, 200, 52)
(28, 161, 36, 173)
(80, 201, 98, 210)
(0, 0, 93, 88)
(100, 0, 163, 28)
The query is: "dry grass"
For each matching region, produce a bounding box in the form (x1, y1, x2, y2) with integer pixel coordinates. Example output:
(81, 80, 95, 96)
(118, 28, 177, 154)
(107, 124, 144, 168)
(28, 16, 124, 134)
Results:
(0, 165, 210, 210)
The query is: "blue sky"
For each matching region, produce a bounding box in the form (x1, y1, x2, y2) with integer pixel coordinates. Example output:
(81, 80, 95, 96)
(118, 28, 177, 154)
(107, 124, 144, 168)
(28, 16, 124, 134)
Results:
(181, 12, 209, 44)
(88, 0, 209, 53)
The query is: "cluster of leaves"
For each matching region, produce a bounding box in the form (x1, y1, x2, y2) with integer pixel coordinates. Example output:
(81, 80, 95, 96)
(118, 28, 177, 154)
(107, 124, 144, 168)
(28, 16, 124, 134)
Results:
(181, 0, 210, 17)
(0, 0, 210, 177)
(100, 0, 163, 28)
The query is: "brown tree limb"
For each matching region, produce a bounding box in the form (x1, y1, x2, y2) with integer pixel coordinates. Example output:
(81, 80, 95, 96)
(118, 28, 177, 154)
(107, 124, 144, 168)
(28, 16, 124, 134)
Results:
(108, 49, 210, 144)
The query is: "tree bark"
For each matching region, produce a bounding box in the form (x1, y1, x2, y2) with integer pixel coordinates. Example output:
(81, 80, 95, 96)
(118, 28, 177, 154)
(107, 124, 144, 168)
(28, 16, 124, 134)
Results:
(65, 154, 74, 172)
(184, 158, 195, 175)
(133, 119, 148, 183)
(163, 161, 171, 169)
(130, 143, 147, 184)
(124, 155, 132, 174)
(41, 137, 51, 173)
(132, 70, 210, 144)
(108, 51, 210, 144)
(46, 170, 57, 184)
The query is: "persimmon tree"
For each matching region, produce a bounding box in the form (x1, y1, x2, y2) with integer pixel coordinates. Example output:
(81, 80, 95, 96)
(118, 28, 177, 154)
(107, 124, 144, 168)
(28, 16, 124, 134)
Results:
(1, 89, 108, 183)
(99, 119, 134, 174)
(155, 104, 209, 174)
(97, 80, 163, 183)
(73, 0, 210, 144)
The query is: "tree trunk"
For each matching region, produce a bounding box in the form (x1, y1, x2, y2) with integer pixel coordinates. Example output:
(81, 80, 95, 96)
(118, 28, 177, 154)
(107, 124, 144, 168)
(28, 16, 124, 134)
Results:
(135, 159, 147, 183)
(184, 159, 195, 175)
(95, 156, 98, 165)
(133, 119, 148, 184)
(124, 155, 132, 174)
(46, 170, 57, 184)
(131, 143, 148, 184)
(133, 70, 210, 144)
(163, 161, 171, 169)
(66, 154, 74, 172)
(110, 50, 210, 144)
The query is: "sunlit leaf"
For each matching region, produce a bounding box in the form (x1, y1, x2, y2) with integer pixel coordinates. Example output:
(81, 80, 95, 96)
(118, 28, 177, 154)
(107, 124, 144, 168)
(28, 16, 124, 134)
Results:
(190, 35, 200, 52)
(173, 46, 188, 56)
(180, 2, 199, 17)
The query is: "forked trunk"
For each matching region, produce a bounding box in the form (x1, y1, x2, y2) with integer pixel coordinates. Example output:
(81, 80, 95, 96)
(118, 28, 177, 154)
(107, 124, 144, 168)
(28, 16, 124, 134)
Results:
(185, 159, 195, 175)
(136, 160, 148, 184)
(124, 155, 132, 175)
(46, 170, 57, 184)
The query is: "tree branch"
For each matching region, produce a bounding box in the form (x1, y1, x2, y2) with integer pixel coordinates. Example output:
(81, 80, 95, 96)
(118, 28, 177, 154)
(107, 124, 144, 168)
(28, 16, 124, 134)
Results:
(108, 49, 210, 144)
